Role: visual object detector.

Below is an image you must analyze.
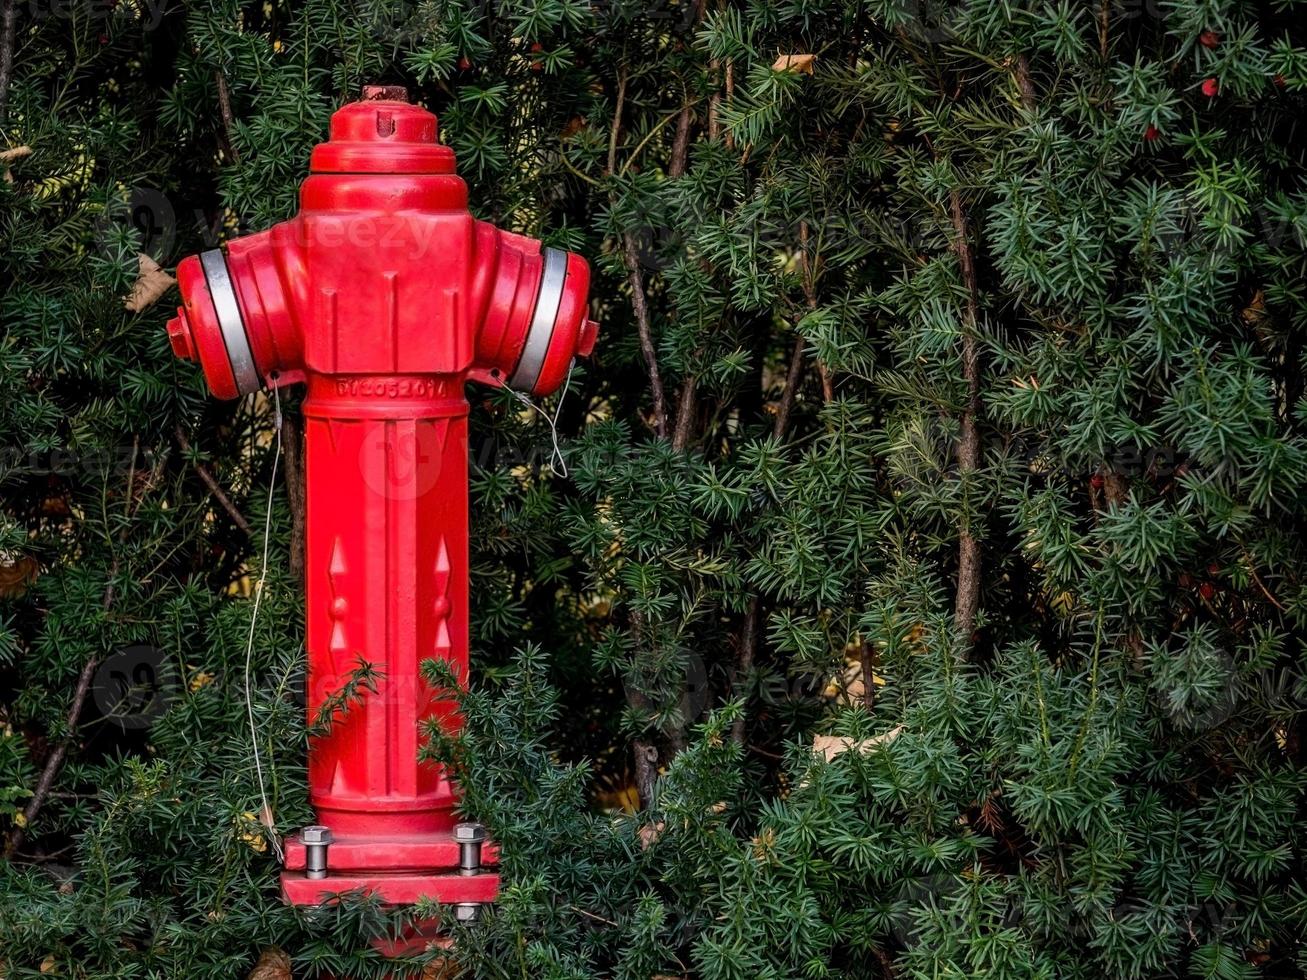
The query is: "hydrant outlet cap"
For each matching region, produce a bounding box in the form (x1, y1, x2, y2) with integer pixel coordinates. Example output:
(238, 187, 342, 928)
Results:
(310, 88, 456, 175)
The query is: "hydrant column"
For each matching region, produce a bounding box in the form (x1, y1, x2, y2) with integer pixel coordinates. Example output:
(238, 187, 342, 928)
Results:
(303, 374, 469, 836)
(163, 86, 599, 911)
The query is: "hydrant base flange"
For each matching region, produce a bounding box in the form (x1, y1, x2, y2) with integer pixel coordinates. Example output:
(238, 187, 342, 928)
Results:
(280, 869, 499, 906)
(282, 829, 500, 873)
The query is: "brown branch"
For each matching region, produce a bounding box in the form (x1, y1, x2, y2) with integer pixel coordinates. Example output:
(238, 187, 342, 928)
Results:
(730, 596, 761, 745)
(5, 439, 141, 858)
(730, 336, 809, 744)
(860, 639, 877, 713)
(1013, 55, 1036, 111)
(622, 233, 669, 438)
(607, 69, 626, 177)
(174, 425, 252, 535)
(632, 740, 658, 810)
(672, 373, 698, 451)
(0, 0, 14, 126)
(948, 187, 983, 643)
(213, 69, 240, 164)
(280, 408, 306, 584)
(772, 333, 807, 441)
(799, 221, 833, 403)
(668, 102, 693, 179)
(1098, 0, 1110, 61)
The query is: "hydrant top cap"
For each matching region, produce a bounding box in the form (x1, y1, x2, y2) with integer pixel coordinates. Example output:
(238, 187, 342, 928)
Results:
(309, 87, 457, 176)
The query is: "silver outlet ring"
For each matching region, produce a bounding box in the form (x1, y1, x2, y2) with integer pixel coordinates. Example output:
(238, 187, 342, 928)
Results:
(508, 247, 567, 393)
(199, 249, 261, 395)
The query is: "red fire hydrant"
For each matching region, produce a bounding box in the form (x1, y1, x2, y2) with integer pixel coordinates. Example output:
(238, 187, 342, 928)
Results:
(166, 87, 596, 916)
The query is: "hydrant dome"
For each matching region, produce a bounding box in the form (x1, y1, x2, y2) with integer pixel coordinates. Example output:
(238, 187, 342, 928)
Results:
(309, 88, 457, 175)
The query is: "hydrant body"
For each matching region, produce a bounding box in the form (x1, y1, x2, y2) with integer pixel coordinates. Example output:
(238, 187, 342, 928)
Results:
(166, 87, 596, 908)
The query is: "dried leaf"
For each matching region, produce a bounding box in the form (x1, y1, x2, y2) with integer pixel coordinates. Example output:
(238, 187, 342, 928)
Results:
(811, 725, 904, 762)
(638, 820, 666, 850)
(1, 145, 31, 183)
(423, 958, 459, 980)
(0, 556, 39, 598)
(247, 947, 291, 980)
(124, 253, 176, 313)
(772, 53, 816, 74)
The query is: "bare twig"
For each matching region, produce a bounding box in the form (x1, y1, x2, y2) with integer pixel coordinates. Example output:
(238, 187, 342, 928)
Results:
(772, 334, 807, 441)
(174, 425, 252, 535)
(730, 316, 810, 744)
(860, 639, 876, 713)
(669, 102, 693, 179)
(672, 373, 698, 451)
(948, 187, 983, 643)
(730, 595, 761, 745)
(0, 0, 15, 125)
(5, 439, 141, 857)
(622, 233, 669, 438)
(608, 69, 626, 177)
(799, 221, 833, 402)
(632, 739, 658, 809)
(213, 69, 240, 164)
(1098, 0, 1110, 61)
(1013, 54, 1036, 110)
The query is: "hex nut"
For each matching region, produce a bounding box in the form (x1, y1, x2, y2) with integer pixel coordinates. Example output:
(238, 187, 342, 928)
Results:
(453, 822, 487, 843)
(452, 903, 481, 923)
(301, 825, 333, 845)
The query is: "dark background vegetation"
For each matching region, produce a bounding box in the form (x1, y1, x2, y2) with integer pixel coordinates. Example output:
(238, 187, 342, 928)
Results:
(2, 0, 1307, 976)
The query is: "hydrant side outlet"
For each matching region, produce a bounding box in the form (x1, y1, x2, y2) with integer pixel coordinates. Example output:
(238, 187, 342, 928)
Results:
(164, 87, 598, 910)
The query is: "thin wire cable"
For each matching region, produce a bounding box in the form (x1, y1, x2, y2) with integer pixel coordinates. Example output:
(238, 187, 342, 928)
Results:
(245, 383, 285, 863)
(507, 362, 574, 476)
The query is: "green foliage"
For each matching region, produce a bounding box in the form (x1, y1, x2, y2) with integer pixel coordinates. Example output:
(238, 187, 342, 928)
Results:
(3, 0, 1307, 976)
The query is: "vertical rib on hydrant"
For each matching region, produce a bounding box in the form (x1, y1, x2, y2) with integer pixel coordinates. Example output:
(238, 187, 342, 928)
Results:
(164, 87, 597, 915)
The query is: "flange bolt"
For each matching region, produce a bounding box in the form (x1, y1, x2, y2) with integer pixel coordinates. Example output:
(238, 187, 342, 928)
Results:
(453, 821, 487, 876)
(453, 903, 481, 924)
(301, 825, 333, 880)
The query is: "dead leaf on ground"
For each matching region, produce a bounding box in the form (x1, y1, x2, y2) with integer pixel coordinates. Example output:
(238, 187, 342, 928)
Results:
(125, 253, 176, 313)
(247, 947, 291, 980)
(772, 53, 816, 74)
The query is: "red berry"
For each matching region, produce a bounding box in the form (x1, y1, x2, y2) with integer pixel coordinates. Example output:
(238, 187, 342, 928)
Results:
(98, 33, 108, 44)
(1274, 75, 1287, 89)
(1144, 124, 1160, 142)
(457, 56, 472, 70)
(1207, 562, 1220, 576)
(1178, 573, 1194, 589)
(1090, 473, 1105, 489)
(1199, 581, 1216, 601)
(1201, 77, 1220, 98)
(1199, 30, 1219, 49)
